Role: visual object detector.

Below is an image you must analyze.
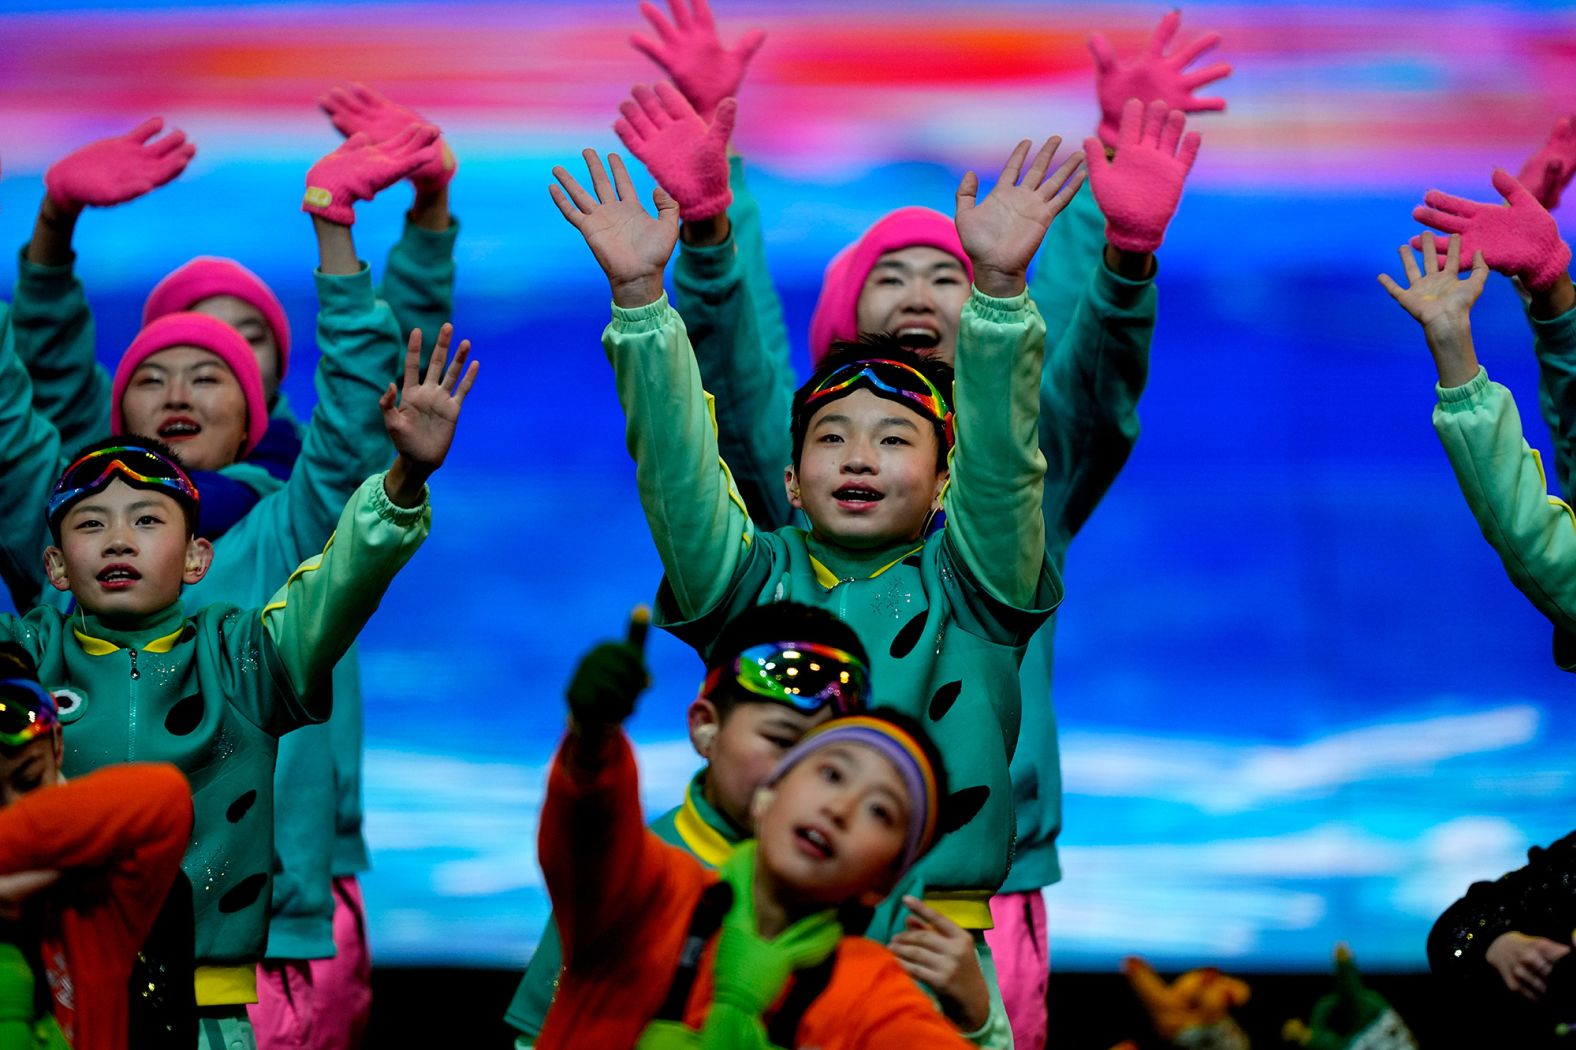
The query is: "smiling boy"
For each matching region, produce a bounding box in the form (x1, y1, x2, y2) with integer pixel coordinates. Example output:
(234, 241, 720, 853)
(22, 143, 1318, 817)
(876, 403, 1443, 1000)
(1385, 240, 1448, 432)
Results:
(553, 133, 1075, 997)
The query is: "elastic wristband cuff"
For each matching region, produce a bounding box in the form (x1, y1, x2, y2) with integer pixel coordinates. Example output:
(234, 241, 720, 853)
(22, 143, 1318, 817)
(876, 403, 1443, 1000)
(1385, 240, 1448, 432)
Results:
(609, 293, 673, 330)
(1435, 365, 1490, 404)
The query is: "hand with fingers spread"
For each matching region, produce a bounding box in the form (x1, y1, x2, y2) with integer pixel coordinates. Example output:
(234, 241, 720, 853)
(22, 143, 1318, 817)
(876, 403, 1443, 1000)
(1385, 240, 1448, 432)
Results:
(1517, 116, 1576, 212)
(44, 117, 196, 213)
(631, 0, 765, 122)
(887, 896, 991, 1032)
(1084, 98, 1202, 255)
(551, 149, 680, 308)
(1088, 10, 1231, 148)
(318, 82, 457, 193)
(614, 82, 736, 222)
(1410, 168, 1572, 292)
(381, 322, 479, 506)
(955, 136, 1087, 297)
(1378, 233, 1489, 387)
(1485, 931, 1572, 1002)
(302, 123, 442, 226)
(566, 607, 652, 732)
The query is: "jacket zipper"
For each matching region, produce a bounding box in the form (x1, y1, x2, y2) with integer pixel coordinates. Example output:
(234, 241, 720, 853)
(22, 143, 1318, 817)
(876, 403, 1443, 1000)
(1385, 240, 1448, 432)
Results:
(127, 649, 139, 761)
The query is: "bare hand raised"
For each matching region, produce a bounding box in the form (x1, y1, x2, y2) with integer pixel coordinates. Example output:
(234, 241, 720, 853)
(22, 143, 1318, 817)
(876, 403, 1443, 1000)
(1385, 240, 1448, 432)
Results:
(381, 323, 478, 506)
(955, 137, 1086, 298)
(551, 149, 680, 308)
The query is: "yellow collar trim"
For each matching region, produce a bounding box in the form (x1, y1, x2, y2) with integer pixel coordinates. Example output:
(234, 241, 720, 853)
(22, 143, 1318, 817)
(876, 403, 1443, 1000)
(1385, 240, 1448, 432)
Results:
(675, 789, 733, 868)
(72, 624, 186, 656)
(194, 964, 259, 1006)
(808, 545, 922, 590)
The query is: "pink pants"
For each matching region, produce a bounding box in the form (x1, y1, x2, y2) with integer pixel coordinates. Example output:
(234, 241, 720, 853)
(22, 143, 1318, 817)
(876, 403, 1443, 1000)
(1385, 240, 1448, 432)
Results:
(984, 889, 1049, 1050)
(249, 876, 372, 1050)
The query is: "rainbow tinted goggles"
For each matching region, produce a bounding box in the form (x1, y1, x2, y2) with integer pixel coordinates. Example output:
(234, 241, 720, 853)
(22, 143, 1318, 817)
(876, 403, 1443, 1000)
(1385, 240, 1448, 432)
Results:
(802, 359, 954, 448)
(0, 679, 58, 748)
(48, 444, 200, 525)
(704, 641, 871, 716)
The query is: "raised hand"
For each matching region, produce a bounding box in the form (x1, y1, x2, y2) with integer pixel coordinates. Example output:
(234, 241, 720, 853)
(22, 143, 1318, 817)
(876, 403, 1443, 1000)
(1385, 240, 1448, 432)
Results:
(1084, 99, 1201, 255)
(630, 0, 765, 122)
(302, 123, 441, 226)
(550, 149, 680, 308)
(614, 82, 736, 221)
(1410, 168, 1572, 291)
(1088, 10, 1231, 148)
(44, 117, 196, 213)
(566, 607, 651, 730)
(380, 323, 478, 506)
(1517, 116, 1576, 211)
(318, 82, 457, 192)
(1378, 234, 1488, 387)
(955, 136, 1086, 297)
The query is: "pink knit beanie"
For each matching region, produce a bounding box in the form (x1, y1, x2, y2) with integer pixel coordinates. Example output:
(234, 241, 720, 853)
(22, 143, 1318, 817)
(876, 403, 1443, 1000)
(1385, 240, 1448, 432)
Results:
(111, 312, 269, 457)
(807, 207, 973, 365)
(142, 256, 292, 379)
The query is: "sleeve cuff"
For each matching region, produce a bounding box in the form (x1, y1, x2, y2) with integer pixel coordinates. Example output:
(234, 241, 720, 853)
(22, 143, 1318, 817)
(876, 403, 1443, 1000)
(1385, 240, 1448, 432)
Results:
(966, 286, 1031, 320)
(609, 293, 674, 332)
(15, 243, 77, 285)
(313, 261, 376, 310)
(398, 216, 461, 262)
(1092, 253, 1158, 310)
(367, 472, 430, 526)
(676, 234, 739, 284)
(1435, 365, 1491, 407)
(1529, 299, 1576, 350)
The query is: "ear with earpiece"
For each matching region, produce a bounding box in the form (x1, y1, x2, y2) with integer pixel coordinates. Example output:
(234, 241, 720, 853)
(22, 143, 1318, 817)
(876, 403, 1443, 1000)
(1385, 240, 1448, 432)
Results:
(783, 465, 802, 507)
(749, 785, 777, 826)
(688, 697, 721, 758)
(694, 724, 717, 753)
(42, 547, 70, 593)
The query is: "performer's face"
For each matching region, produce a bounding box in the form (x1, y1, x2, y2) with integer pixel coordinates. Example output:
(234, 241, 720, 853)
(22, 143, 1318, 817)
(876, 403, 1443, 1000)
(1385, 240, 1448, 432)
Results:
(854, 246, 970, 364)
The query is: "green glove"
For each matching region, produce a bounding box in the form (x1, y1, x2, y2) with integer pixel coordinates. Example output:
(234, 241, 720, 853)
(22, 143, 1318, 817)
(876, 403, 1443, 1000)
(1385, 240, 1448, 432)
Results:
(566, 607, 650, 727)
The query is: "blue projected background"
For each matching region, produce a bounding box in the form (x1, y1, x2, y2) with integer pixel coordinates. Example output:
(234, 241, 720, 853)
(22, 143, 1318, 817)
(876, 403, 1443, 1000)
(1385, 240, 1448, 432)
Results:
(1, 0, 1575, 972)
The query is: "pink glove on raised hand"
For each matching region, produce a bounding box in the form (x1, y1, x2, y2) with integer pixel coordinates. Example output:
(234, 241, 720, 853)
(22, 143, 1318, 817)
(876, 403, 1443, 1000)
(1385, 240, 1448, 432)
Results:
(614, 82, 736, 221)
(631, 0, 765, 122)
(1410, 168, 1572, 291)
(1084, 99, 1201, 254)
(44, 117, 196, 211)
(1088, 10, 1231, 148)
(302, 123, 441, 226)
(1516, 116, 1576, 211)
(317, 82, 457, 193)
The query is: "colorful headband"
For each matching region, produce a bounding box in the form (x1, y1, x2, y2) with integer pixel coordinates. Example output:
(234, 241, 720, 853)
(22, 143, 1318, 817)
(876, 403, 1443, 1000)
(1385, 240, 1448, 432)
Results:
(767, 714, 940, 876)
(0, 679, 59, 748)
(704, 641, 870, 717)
(802, 359, 955, 449)
(48, 444, 201, 529)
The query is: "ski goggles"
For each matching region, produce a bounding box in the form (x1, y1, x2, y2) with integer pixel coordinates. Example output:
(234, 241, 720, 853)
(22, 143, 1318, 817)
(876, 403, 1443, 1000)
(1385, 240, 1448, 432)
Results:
(802, 359, 954, 448)
(704, 641, 871, 716)
(48, 444, 200, 526)
(0, 679, 58, 748)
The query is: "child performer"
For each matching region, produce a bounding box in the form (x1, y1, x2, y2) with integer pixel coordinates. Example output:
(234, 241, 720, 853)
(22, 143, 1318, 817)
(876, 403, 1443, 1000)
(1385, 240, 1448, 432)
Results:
(616, 9, 1216, 1041)
(553, 129, 1077, 1032)
(0, 643, 193, 1050)
(535, 613, 975, 1047)
(1379, 227, 1576, 634)
(0, 325, 475, 1050)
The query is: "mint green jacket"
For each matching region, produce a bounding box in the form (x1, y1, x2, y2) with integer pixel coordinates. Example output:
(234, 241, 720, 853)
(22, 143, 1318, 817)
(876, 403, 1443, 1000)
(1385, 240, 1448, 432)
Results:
(0, 472, 429, 970)
(672, 166, 1154, 892)
(607, 288, 1061, 923)
(1435, 367, 1576, 648)
(2, 247, 423, 959)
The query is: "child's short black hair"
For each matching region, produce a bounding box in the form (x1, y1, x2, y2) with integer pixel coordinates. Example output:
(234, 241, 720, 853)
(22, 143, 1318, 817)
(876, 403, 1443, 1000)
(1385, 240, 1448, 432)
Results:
(789, 334, 955, 472)
(48, 436, 202, 542)
(705, 602, 869, 720)
(0, 643, 38, 685)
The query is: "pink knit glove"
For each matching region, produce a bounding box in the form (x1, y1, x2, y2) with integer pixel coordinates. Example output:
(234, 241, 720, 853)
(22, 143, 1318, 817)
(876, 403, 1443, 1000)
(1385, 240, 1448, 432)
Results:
(614, 82, 736, 221)
(631, 0, 765, 123)
(44, 117, 195, 212)
(302, 123, 441, 226)
(1084, 99, 1201, 254)
(1089, 11, 1231, 148)
(317, 82, 457, 193)
(1410, 168, 1572, 292)
(1516, 116, 1576, 211)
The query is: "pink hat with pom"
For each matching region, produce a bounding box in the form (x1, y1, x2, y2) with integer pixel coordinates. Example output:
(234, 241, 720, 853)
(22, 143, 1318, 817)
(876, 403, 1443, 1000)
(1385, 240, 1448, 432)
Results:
(142, 256, 291, 378)
(807, 206, 973, 365)
(111, 312, 269, 457)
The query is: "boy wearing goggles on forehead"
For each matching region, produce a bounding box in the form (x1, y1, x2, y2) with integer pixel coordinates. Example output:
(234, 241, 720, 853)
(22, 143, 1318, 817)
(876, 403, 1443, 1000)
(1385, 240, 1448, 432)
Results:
(0, 643, 193, 1050)
(0, 325, 474, 1049)
(553, 132, 1074, 1041)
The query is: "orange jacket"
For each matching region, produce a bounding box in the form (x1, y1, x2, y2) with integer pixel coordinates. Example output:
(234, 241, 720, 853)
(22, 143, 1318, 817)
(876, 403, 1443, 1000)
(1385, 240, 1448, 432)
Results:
(536, 731, 970, 1050)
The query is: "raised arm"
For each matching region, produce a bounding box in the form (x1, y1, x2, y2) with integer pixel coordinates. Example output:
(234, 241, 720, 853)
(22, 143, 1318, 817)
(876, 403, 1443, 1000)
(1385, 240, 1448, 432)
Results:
(258, 331, 474, 721)
(946, 137, 1083, 609)
(552, 149, 754, 619)
(0, 313, 65, 609)
(15, 117, 195, 452)
(319, 82, 460, 365)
